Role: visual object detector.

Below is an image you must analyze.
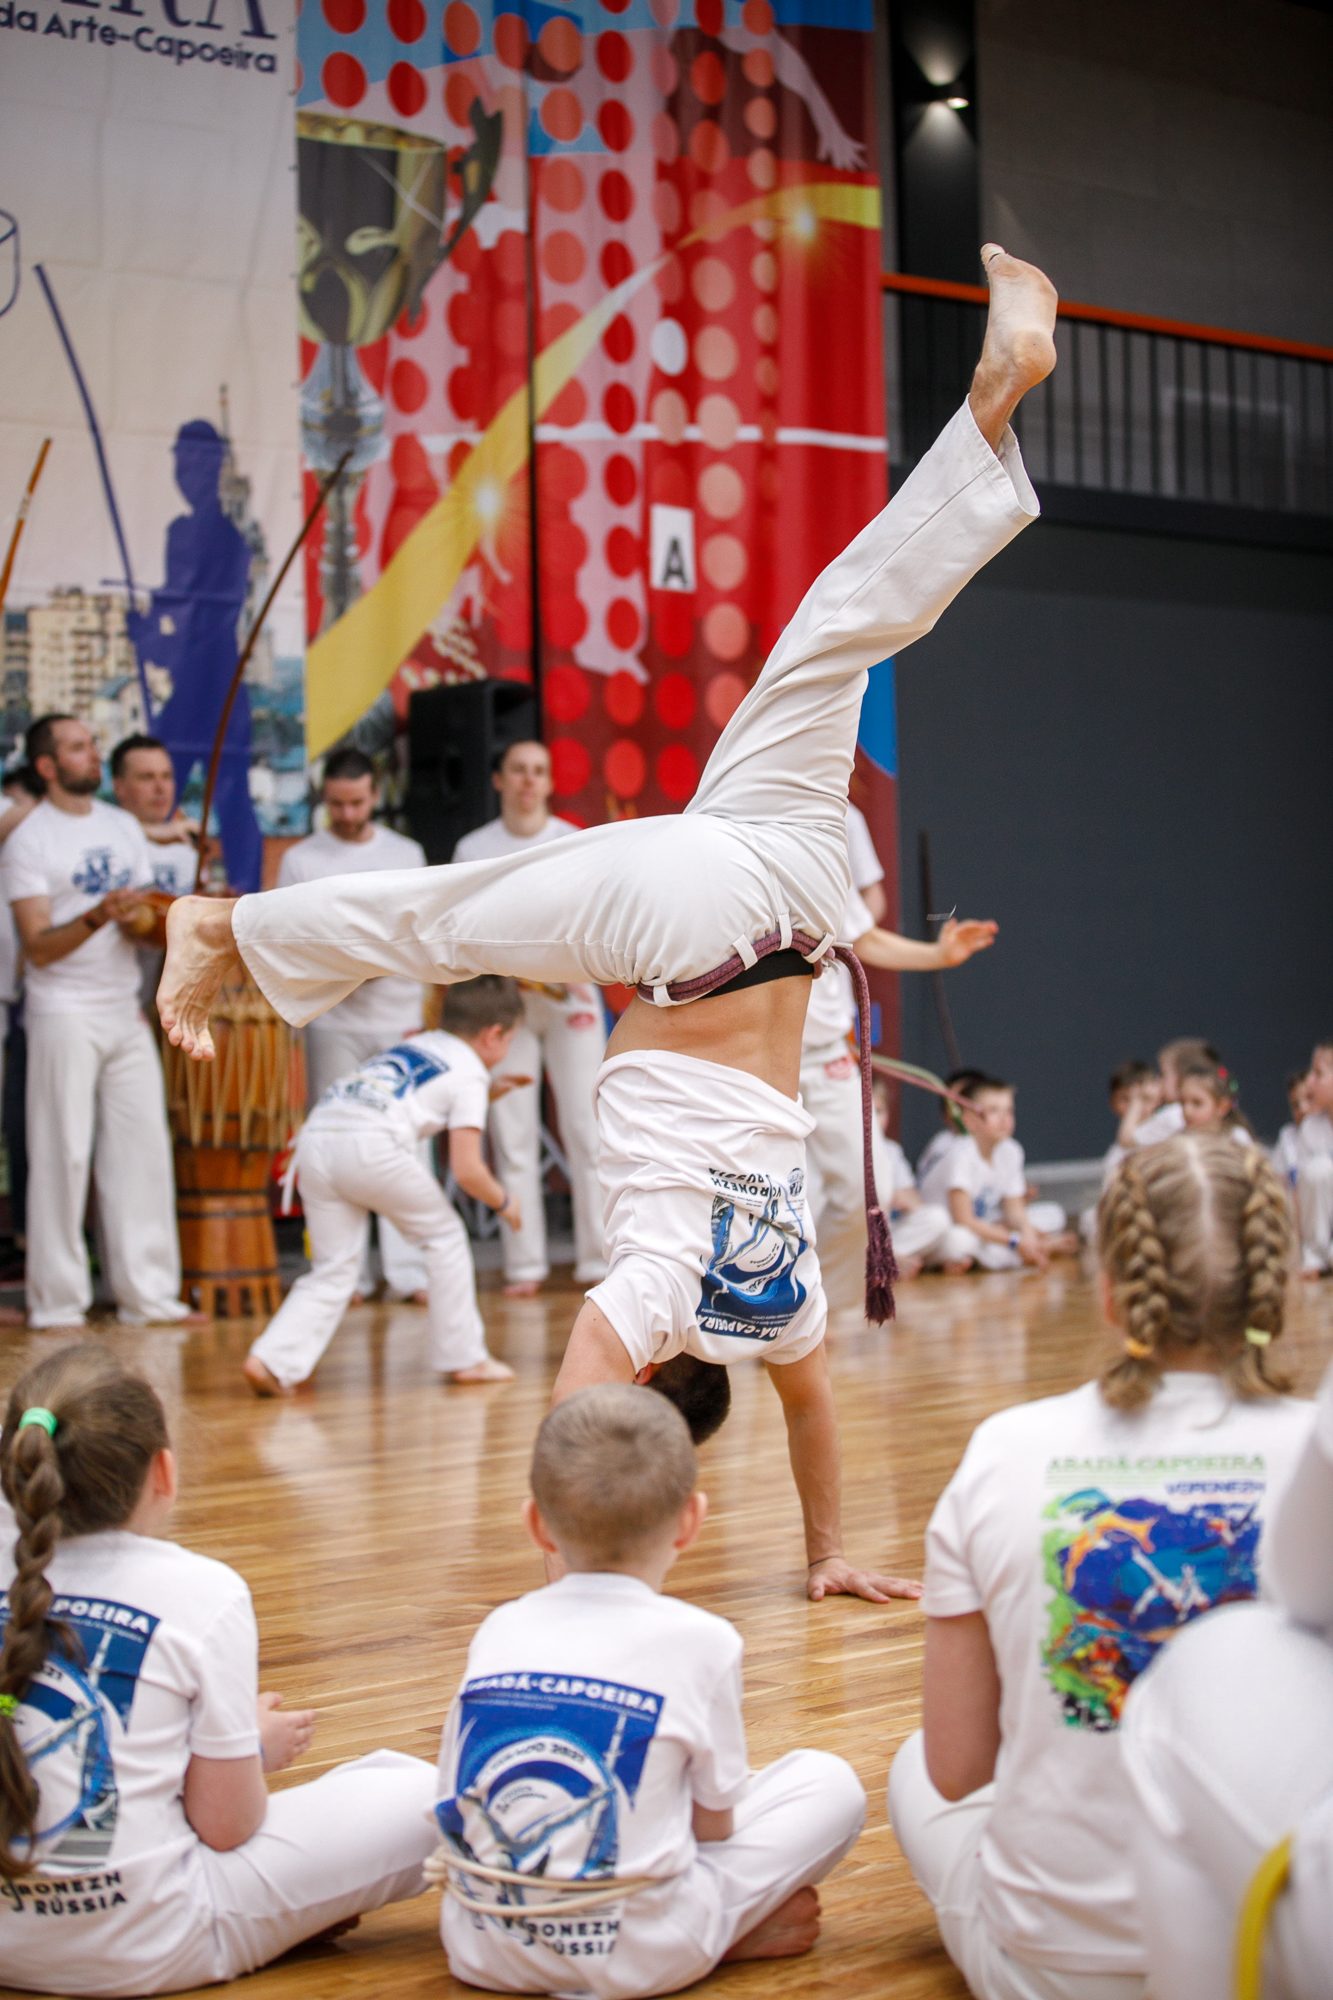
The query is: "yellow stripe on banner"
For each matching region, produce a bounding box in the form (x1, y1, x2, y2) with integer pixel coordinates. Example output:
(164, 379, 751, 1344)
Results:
(304, 178, 882, 756)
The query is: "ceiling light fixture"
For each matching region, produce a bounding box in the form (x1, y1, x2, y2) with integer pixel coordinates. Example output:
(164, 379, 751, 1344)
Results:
(946, 94, 969, 109)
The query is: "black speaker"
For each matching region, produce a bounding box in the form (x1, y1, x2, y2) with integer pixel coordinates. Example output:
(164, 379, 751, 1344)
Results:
(406, 679, 539, 863)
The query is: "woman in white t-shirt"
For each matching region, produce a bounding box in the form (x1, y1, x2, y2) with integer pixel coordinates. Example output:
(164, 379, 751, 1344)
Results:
(887, 1132, 1313, 2000)
(0, 1343, 438, 1996)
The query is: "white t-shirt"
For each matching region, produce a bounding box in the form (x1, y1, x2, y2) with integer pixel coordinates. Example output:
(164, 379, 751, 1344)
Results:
(873, 1130, 916, 1213)
(1299, 1111, 1333, 1162)
(0, 1522, 259, 1985)
(1271, 1122, 1301, 1184)
(925, 1374, 1314, 1974)
(802, 883, 875, 1049)
(143, 838, 199, 899)
(277, 824, 427, 1037)
(1130, 1102, 1185, 1148)
(919, 1133, 1025, 1220)
(451, 812, 579, 865)
(0, 904, 18, 1007)
(915, 1126, 956, 1188)
(305, 1028, 490, 1150)
(2, 799, 153, 1016)
(845, 802, 883, 892)
(435, 1572, 749, 1973)
(594, 1049, 824, 1367)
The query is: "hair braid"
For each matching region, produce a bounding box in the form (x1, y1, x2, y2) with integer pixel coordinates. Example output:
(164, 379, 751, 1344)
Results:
(1232, 1146, 1292, 1398)
(0, 1427, 69, 1876)
(1099, 1160, 1172, 1409)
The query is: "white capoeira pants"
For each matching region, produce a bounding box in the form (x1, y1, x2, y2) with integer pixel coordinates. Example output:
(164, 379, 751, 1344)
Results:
(3, 1751, 439, 1997)
(234, 406, 1038, 1021)
(1121, 1605, 1333, 2000)
(804, 1043, 954, 1260)
(887, 1733, 1145, 2000)
(945, 1203, 1069, 1271)
(441, 1748, 865, 1999)
(1297, 1152, 1333, 1274)
(24, 1007, 186, 1328)
(248, 1124, 489, 1386)
(304, 1024, 430, 1297)
(490, 987, 607, 1285)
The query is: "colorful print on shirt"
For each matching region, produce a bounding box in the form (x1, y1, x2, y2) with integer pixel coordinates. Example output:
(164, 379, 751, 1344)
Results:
(436, 1671, 664, 1961)
(699, 1168, 809, 1341)
(328, 1041, 449, 1114)
(1040, 1453, 1268, 1731)
(0, 1595, 158, 1872)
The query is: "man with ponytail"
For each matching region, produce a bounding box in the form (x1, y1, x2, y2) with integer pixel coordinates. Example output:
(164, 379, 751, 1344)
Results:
(0, 1343, 439, 1995)
(886, 1134, 1314, 2000)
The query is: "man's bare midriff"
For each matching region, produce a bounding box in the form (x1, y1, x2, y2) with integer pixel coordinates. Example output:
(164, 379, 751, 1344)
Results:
(604, 976, 812, 1100)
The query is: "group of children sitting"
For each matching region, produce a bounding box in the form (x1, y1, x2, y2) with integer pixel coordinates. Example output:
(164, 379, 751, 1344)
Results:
(3, 1108, 1331, 1998)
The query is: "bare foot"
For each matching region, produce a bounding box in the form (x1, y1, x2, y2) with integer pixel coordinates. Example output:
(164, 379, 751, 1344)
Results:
(722, 1887, 821, 1963)
(896, 1256, 924, 1281)
(943, 1259, 974, 1276)
(447, 1355, 515, 1384)
(243, 1354, 294, 1398)
(502, 1280, 541, 1298)
(158, 896, 241, 1061)
(968, 244, 1058, 451)
(349, 1292, 365, 1307)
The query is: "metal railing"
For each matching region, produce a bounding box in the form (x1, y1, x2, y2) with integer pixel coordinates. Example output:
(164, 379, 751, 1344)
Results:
(884, 273, 1333, 522)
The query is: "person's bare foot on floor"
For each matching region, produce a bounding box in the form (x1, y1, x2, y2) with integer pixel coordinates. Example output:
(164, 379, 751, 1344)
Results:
(502, 1279, 541, 1298)
(722, 1887, 821, 1962)
(243, 1354, 294, 1398)
(448, 1355, 515, 1384)
(969, 244, 1058, 451)
(158, 896, 241, 1061)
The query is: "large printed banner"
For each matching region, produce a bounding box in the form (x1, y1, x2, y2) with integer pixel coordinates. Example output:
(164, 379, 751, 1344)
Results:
(296, 0, 893, 854)
(0, 2, 303, 885)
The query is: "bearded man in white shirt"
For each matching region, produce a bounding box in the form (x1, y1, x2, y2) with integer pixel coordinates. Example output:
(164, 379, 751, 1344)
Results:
(278, 746, 430, 1301)
(452, 740, 607, 1295)
(3, 714, 201, 1330)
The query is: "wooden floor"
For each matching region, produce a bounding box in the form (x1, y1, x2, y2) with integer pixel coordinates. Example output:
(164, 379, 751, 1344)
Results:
(3, 1247, 1332, 2000)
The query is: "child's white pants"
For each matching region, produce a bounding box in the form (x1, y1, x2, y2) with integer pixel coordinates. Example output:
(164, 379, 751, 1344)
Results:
(1297, 1153, 1333, 1273)
(304, 1023, 430, 1297)
(24, 1008, 186, 1329)
(490, 987, 607, 1285)
(248, 1125, 488, 1386)
(887, 1732, 1145, 2000)
(944, 1202, 1068, 1271)
(234, 407, 1038, 1019)
(441, 1747, 865, 1999)
(1121, 1604, 1333, 2000)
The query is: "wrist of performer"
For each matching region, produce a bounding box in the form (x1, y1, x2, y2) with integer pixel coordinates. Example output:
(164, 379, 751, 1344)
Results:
(495, 1191, 511, 1216)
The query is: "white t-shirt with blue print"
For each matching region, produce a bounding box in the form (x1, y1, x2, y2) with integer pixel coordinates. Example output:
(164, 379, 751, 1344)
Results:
(2, 799, 154, 1017)
(304, 1028, 491, 1151)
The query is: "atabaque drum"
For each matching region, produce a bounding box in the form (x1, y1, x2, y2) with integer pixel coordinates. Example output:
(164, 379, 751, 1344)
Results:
(161, 963, 302, 1317)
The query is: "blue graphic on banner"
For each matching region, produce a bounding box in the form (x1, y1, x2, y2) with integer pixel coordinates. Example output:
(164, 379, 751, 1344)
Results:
(857, 656, 897, 778)
(0, 1594, 159, 1864)
(698, 1167, 809, 1342)
(329, 1041, 450, 1113)
(436, 1671, 663, 1948)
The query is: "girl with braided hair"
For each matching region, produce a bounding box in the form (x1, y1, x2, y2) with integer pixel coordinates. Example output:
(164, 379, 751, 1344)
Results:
(886, 1132, 1314, 2000)
(0, 1342, 438, 1995)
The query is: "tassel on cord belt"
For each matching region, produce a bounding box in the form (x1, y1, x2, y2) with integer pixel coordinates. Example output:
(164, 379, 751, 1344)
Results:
(831, 945, 898, 1325)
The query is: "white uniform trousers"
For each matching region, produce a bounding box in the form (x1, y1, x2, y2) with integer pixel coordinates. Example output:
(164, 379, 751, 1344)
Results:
(441, 1748, 865, 1999)
(234, 406, 1038, 1020)
(1121, 1605, 1333, 2000)
(304, 1024, 430, 1297)
(24, 1007, 186, 1329)
(803, 1042, 954, 1263)
(1296, 1153, 1333, 1274)
(944, 1203, 1069, 1271)
(248, 1124, 488, 1386)
(490, 988, 607, 1285)
(11, 1750, 440, 1998)
(887, 1732, 1145, 2000)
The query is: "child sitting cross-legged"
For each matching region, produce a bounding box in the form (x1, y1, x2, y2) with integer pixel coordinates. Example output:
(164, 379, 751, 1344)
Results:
(430, 1385, 866, 1997)
(919, 1074, 1074, 1272)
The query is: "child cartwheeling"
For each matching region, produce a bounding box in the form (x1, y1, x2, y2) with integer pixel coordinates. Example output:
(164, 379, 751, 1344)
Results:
(431, 1385, 866, 1996)
(244, 975, 523, 1396)
(0, 1343, 438, 1995)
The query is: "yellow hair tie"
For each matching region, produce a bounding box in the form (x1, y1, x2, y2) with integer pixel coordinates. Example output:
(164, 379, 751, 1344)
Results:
(1124, 1337, 1154, 1360)
(1245, 1327, 1272, 1347)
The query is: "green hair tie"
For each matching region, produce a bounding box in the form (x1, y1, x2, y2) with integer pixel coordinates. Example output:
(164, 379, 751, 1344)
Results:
(17, 1408, 57, 1438)
(0, 1693, 18, 1718)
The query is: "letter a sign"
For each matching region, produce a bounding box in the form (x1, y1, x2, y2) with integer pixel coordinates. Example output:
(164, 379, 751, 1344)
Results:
(650, 505, 696, 593)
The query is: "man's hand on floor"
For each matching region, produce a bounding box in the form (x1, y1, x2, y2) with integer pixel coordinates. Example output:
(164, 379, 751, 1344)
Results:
(807, 1556, 923, 1604)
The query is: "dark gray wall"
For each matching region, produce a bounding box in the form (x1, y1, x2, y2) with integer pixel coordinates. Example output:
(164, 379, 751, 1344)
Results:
(977, 0, 1333, 344)
(894, 522, 1333, 1162)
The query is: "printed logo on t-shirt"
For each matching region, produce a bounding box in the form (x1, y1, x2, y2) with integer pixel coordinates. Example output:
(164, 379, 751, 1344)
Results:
(70, 850, 133, 900)
(1040, 1455, 1267, 1731)
(698, 1168, 808, 1342)
(0, 1594, 159, 1872)
(329, 1041, 448, 1113)
(435, 1671, 663, 1960)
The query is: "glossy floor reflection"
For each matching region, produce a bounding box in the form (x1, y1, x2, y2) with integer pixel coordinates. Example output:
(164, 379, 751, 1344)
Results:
(2, 1259, 1331, 2000)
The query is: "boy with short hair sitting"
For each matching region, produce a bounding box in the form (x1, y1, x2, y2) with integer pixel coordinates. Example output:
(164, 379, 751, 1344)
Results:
(920, 1073, 1074, 1271)
(431, 1385, 866, 1997)
(243, 975, 525, 1395)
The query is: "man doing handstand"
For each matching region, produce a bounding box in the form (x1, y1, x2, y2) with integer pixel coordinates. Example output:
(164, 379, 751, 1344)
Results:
(159, 247, 1057, 1605)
